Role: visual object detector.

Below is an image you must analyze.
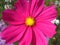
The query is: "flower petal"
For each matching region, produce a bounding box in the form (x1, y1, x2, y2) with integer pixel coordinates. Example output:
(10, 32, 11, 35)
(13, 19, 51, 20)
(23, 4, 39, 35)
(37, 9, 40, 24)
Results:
(14, 0, 30, 9)
(32, 26, 48, 45)
(1, 24, 26, 43)
(35, 21, 56, 38)
(33, 0, 44, 17)
(18, 27, 32, 45)
(15, 8, 29, 19)
(36, 6, 57, 21)
(15, 0, 30, 17)
(30, 0, 36, 15)
(30, 0, 44, 17)
(2, 9, 25, 25)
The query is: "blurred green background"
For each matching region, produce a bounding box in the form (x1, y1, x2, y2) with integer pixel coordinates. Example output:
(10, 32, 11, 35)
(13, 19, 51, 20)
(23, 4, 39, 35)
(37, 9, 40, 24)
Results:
(0, 0, 60, 45)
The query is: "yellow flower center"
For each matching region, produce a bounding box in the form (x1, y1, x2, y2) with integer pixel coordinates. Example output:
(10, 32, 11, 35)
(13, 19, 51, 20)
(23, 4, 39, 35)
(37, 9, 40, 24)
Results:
(25, 17, 35, 26)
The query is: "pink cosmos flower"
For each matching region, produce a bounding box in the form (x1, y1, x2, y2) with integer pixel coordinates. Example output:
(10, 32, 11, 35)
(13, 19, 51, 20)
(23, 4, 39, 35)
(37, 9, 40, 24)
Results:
(50, 2, 54, 5)
(1, 0, 57, 45)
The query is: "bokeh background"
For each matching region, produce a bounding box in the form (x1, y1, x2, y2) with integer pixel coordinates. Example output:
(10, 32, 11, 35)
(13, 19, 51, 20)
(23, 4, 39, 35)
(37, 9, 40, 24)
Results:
(0, 0, 60, 45)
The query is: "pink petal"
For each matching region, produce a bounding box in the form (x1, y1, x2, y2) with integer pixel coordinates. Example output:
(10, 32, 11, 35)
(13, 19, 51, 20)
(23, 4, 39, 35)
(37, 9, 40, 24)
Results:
(15, 8, 29, 19)
(36, 6, 57, 21)
(14, 0, 30, 9)
(2, 9, 25, 25)
(35, 21, 56, 38)
(30, 0, 44, 17)
(19, 27, 32, 45)
(30, 0, 36, 15)
(32, 26, 48, 45)
(1, 24, 26, 43)
(8, 27, 27, 43)
(14, 0, 30, 17)
(33, 0, 44, 17)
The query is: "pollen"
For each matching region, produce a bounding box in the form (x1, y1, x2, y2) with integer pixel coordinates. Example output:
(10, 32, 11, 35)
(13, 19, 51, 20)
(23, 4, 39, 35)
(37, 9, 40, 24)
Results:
(25, 17, 35, 26)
